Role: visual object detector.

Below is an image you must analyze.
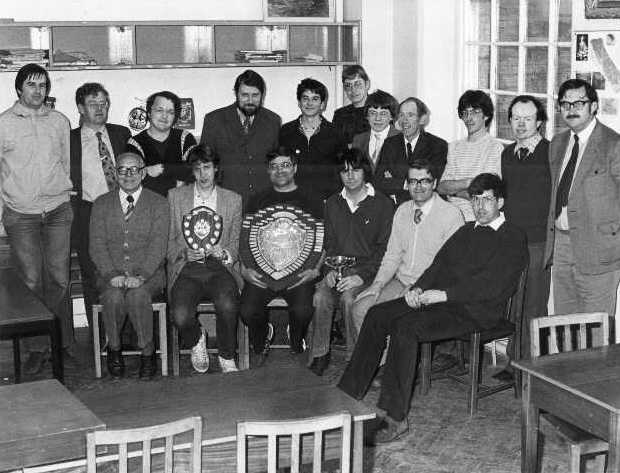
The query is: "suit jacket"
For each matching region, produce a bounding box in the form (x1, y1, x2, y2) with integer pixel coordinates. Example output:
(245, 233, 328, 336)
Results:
(544, 121, 620, 274)
(374, 130, 448, 204)
(167, 184, 242, 292)
(351, 125, 401, 172)
(70, 123, 131, 200)
(201, 104, 281, 200)
(89, 188, 169, 291)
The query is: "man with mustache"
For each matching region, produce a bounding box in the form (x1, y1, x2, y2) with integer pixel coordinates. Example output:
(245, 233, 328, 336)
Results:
(544, 78, 620, 318)
(200, 70, 281, 201)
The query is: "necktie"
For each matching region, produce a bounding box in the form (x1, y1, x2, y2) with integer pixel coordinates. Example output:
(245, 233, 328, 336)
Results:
(125, 195, 135, 221)
(414, 208, 423, 224)
(555, 135, 579, 218)
(371, 133, 381, 162)
(242, 116, 250, 135)
(97, 131, 117, 191)
(517, 147, 529, 161)
(406, 142, 413, 161)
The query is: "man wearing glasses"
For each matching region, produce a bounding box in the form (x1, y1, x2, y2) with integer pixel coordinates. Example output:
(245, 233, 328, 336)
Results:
(332, 65, 371, 146)
(339, 173, 527, 443)
(544, 78, 620, 317)
(240, 147, 324, 367)
(438, 90, 503, 222)
(90, 152, 169, 379)
(70, 82, 131, 343)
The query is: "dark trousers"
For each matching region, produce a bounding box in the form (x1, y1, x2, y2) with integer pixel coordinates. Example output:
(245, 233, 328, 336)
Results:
(170, 260, 239, 359)
(338, 297, 472, 421)
(240, 281, 315, 353)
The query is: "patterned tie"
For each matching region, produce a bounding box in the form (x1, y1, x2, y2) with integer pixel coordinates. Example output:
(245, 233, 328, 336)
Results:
(242, 115, 250, 135)
(125, 195, 135, 221)
(406, 142, 413, 161)
(517, 147, 529, 161)
(414, 208, 423, 224)
(555, 135, 579, 218)
(96, 131, 117, 191)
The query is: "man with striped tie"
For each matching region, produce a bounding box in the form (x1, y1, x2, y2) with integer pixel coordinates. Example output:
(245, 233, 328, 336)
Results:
(90, 152, 169, 379)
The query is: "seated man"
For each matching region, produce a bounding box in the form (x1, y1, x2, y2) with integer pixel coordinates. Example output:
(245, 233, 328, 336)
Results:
(338, 173, 527, 443)
(167, 144, 242, 374)
(351, 159, 464, 338)
(240, 147, 324, 366)
(90, 152, 169, 379)
(307, 148, 394, 376)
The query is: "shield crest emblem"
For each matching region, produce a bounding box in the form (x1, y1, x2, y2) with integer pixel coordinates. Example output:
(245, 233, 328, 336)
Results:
(182, 206, 223, 251)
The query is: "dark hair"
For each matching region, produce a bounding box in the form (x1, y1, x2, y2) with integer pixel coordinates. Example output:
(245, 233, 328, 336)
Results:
(468, 173, 505, 199)
(234, 69, 266, 96)
(188, 143, 219, 166)
(296, 78, 328, 103)
(266, 146, 298, 165)
(399, 96, 430, 118)
(146, 91, 182, 125)
(342, 65, 369, 83)
(507, 95, 547, 122)
(458, 90, 494, 127)
(558, 78, 598, 108)
(364, 90, 399, 121)
(409, 159, 438, 181)
(338, 148, 372, 183)
(15, 63, 50, 97)
(75, 82, 109, 106)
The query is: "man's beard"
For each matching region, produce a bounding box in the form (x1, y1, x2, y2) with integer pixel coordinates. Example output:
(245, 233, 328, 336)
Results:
(237, 100, 260, 117)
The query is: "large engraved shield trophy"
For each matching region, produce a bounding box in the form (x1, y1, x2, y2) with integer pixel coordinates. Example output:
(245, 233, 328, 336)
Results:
(240, 204, 324, 291)
(182, 206, 223, 254)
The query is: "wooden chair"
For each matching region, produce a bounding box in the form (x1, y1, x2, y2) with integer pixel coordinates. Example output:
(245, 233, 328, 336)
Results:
(87, 416, 202, 473)
(92, 302, 168, 378)
(236, 411, 351, 473)
(530, 312, 609, 473)
(419, 267, 528, 416)
(171, 302, 250, 375)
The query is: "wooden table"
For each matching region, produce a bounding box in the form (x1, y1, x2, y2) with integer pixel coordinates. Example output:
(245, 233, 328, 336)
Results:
(0, 380, 105, 471)
(0, 268, 63, 383)
(76, 364, 376, 472)
(513, 345, 620, 473)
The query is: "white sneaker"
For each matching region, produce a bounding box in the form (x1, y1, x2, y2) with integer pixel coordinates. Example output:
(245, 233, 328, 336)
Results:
(218, 355, 238, 373)
(191, 330, 209, 373)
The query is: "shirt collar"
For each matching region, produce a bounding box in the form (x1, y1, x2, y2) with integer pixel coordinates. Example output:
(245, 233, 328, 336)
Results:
(474, 211, 506, 231)
(11, 100, 50, 118)
(514, 134, 542, 155)
(372, 126, 390, 141)
(237, 108, 255, 126)
(119, 186, 143, 203)
(297, 115, 323, 137)
(573, 117, 597, 144)
(340, 182, 375, 211)
(414, 193, 436, 215)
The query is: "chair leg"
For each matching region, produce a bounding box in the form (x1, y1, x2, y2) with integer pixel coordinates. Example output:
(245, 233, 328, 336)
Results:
(93, 305, 102, 378)
(568, 443, 581, 473)
(157, 304, 168, 376)
(237, 320, 249, 371)
(12, 336, 21, 383)
(456, 340, 466, 372)
(468, 332, 481, 416)
(172, 324, 180, 376)
(419, 342, 432, 395)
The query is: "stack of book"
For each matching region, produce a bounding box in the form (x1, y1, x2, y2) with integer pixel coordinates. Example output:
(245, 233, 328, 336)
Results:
(0, 48, 48, 70)
(234, 50, 287, 63)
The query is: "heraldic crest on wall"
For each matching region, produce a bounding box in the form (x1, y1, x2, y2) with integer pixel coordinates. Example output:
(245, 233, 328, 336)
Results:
(240, 204, 324, 291)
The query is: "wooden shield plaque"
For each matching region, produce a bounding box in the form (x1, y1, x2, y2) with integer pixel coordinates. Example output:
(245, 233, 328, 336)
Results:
(240, 204, 324, 291)
(182, 206, 223, 251)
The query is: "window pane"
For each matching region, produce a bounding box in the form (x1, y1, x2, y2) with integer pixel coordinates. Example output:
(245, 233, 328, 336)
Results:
(556, 47, 571, 93)
(496, 94, 515, 140)
(469, 0, 492, 42)
(525, 47, 548, 94)
(136, 26, 214, 64)
(558, 0, 572, 42)
(499, 0, 519, 41)
(497, 46, 518, 90)
(478, 45, 491, 89)
(527, 0, 549, 41)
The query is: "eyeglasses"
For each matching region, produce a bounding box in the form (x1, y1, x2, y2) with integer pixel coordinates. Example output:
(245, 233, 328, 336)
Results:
(470, 195, 497, 206)
(343, 80, 366, 91)
(459, 108, 484, 119)
(85, 101, 109, 110)
(268, 162, 294, 171)
(407, 178, 434, 187)
(510, 114, 537, 123)
(116, 166, 144, 176)
(368, 110, 391, 119)
(558, 100, 590, 111)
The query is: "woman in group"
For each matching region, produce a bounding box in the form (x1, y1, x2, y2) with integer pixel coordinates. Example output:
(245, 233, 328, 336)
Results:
(127, 91, 196, 196)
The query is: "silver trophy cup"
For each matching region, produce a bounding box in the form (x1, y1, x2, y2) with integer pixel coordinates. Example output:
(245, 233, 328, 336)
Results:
(324, 256, 356, 282)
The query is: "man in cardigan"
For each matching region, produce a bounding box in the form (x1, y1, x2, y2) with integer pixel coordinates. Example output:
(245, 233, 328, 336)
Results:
(90, 152, 169, 379)
(70, 82, 131, 339)
(200, 70, 281, 201)
(338, 173, 527, 443)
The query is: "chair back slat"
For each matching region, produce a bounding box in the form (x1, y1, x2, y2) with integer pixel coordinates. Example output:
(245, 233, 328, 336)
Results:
(290, 433, 300, 473)
(530, 313, 610, 357)
(119, 443, 128, 473)
(142, 439, 151, 473)
(164, 435, 173, 473)
(578, 323, 587, 350)
(549, 326, 559, 354)
(267, 435, 277, 473)
(563, 324, 572, 352)
(312, 430, 322, 473)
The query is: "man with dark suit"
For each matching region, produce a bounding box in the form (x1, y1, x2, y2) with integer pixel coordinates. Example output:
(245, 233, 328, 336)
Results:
(90, 152, 169, 379)
(544, 78, 620, 317)
(374, 97, 448, 205)
(168, 144, 243, 374)
(200, 70, 281, 200)
(338, 173, 527, 443)
(70, 82, 131, 338)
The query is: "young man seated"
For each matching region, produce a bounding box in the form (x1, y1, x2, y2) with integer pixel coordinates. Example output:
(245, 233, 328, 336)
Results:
(338, 173, 527, 443)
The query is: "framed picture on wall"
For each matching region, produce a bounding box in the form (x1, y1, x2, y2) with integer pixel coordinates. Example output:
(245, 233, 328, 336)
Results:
(263, 0, 335, 22)
(585, 0, 620, 19)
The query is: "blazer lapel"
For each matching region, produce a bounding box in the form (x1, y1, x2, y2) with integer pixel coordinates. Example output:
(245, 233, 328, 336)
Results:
(411, 132, 429, 161)
(571, 122, 602, 194)
(550, 131, 570, 184)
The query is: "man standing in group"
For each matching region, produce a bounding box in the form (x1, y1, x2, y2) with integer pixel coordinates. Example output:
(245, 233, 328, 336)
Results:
(438, 90, 503, 221)
(544, 78, 620, 318)
(201, 70, 281, 200)
(501, 95, 551, 357)
(70, 82, 131, 340)
(375, 97, 448, 204)
(90, 152, 169, 379)
(332, 65, 371, 146)
(0, 63, 74, 374)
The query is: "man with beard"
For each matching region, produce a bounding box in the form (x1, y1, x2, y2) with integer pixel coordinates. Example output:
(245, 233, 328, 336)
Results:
(200, 70, 281, 201)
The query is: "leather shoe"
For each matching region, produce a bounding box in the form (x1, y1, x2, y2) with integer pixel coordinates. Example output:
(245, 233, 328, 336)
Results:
(309, 352, 330, 376)
(139, 354, 156, 380)
(24, 350, 51, 375)
(107, 349, 125, 378)
(373, 416, 409, 444)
